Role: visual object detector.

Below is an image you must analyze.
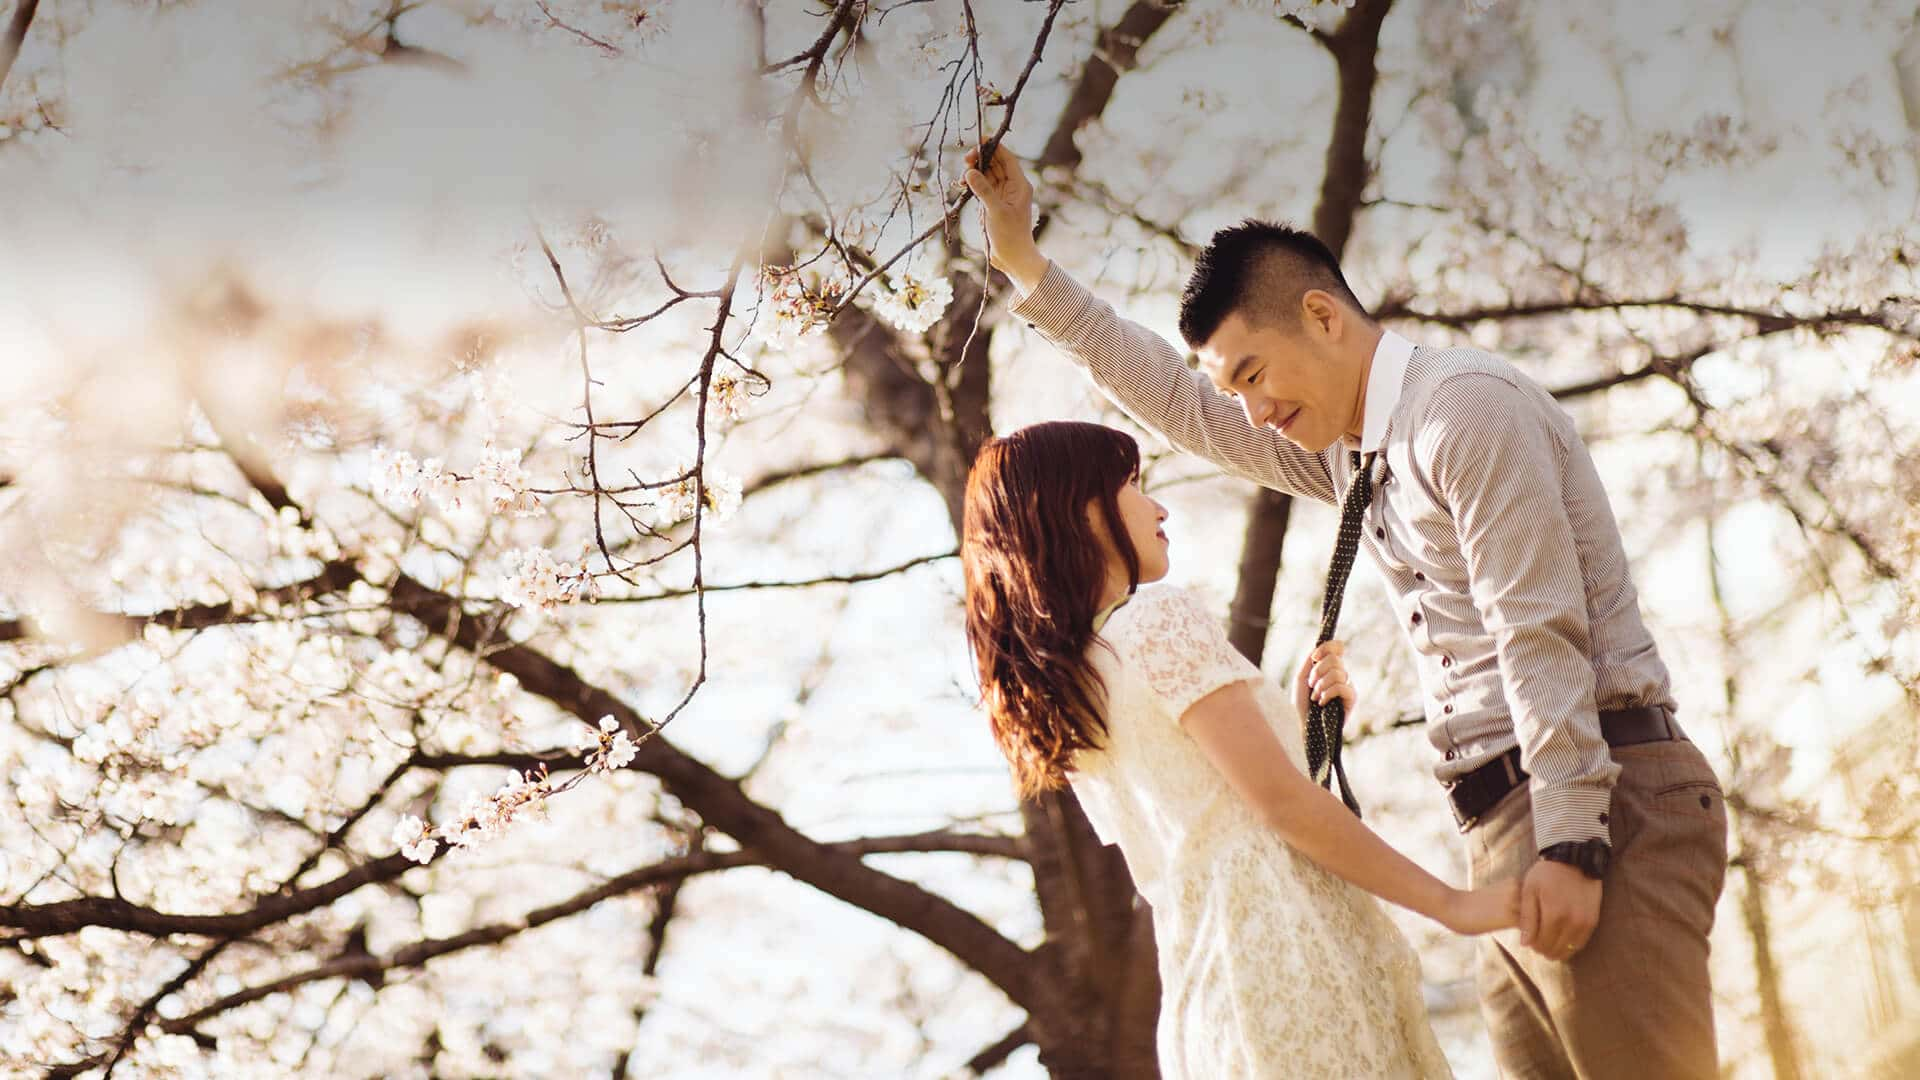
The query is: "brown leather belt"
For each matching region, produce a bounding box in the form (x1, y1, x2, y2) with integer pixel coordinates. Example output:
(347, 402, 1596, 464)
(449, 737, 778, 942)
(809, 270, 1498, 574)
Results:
(1445, 706, 1680, 832)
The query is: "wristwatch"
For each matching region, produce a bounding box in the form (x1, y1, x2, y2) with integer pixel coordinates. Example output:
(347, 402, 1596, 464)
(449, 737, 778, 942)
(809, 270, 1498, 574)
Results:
(1538, 839, 1612, 880)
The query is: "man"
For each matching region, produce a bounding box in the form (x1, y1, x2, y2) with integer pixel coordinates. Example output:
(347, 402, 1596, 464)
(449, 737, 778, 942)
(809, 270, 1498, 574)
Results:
(964, 146, 1730, 1079)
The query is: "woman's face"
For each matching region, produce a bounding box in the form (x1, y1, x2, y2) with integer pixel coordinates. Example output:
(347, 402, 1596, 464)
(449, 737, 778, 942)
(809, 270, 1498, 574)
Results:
(1104, 470, 1171, 585)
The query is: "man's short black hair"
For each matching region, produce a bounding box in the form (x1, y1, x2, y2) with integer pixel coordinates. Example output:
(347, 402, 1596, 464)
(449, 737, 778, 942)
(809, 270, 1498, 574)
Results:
(1177, 220, 1370, 349)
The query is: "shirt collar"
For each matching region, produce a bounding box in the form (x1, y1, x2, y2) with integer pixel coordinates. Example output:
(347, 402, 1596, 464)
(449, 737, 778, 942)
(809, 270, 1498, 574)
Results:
(1359, 330, 1415, 453)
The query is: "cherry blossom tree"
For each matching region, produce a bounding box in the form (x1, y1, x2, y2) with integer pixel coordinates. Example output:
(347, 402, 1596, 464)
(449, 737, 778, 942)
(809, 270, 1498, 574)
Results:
(2, 1, 1918, 1077)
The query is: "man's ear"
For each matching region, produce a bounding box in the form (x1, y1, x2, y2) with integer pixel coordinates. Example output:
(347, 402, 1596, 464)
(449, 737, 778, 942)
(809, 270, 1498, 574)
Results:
(1301, 289, 1342, 340)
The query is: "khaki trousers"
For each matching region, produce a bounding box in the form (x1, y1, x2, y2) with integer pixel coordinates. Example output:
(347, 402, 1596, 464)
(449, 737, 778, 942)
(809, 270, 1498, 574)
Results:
(1466, 736, 1729, 1079)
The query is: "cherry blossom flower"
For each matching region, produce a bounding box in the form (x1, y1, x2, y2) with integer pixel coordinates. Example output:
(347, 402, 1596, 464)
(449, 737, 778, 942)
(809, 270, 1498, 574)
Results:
(499, 547, 598, 613)
(368, 445, 539, 517)
(582, 715, 641, 773)
(706, 374, 754, 425)
(869, 272, 953, 335)
(757, 264, 843, 349)
(651, 462, 742, 527)
(393, 814, 439, 864)
(473, 444, 538, 516)
(369, 447, 426, 507)
(604, 730, 638, 771)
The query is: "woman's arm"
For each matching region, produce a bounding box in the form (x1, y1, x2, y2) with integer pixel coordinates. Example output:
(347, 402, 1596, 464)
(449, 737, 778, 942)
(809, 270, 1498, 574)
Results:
(1182, 676, 1517, 935)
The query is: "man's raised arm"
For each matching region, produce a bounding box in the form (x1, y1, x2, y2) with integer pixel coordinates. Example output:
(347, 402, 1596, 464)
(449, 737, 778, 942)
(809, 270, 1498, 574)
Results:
(964, 148, 1334, 503)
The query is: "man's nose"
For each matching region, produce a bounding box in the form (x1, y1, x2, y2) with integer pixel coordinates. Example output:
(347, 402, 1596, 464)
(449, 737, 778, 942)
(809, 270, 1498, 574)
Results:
(1242, 395, 1272, 429)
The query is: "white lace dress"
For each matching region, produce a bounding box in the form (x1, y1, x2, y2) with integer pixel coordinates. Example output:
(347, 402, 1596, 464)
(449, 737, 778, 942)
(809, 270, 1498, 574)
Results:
(1071, 585, 1452, 1079)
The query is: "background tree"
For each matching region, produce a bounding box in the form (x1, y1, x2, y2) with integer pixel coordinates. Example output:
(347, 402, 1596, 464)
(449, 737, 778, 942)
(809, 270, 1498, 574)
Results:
(2, 1, 1918, 1077)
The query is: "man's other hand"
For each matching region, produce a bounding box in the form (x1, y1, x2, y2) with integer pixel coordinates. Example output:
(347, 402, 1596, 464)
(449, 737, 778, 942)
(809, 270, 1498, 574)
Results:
(1519, 857, 1603, 961)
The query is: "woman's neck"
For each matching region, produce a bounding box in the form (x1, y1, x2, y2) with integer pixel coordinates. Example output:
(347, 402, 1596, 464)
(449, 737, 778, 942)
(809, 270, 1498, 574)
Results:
(1097, 566, 1133, 614)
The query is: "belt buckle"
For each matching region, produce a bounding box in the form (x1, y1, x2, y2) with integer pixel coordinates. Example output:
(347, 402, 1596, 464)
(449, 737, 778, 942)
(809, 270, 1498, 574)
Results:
(1445, 782, 1477, 833)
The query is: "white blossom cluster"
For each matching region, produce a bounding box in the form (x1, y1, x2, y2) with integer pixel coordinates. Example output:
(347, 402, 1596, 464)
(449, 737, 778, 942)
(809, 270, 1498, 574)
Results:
(389, 714, 639, 866)
(391, 766, 555, 865)
(498, 546, 599, 614)
(756, 264, 841, 350)
(706, 374, 755, 426)
(576, 714, 641, 774)
(368, 445, 541, 518)
(867, 272, 954, 335)
(648, 463, 743, 527)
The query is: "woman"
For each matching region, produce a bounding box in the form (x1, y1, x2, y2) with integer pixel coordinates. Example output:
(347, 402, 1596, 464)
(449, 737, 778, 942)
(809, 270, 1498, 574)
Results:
(961, 420, 1518, 1078)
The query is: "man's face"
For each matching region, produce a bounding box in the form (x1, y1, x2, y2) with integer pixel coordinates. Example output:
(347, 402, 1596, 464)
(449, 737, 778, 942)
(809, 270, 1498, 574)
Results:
(1198, 310, 1351, 452)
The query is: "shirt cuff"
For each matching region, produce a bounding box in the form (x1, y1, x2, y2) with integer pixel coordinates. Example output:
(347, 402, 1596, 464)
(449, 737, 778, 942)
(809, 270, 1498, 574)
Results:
(1529, 779, 1616, 849)
(1007, 259, 1096, 349)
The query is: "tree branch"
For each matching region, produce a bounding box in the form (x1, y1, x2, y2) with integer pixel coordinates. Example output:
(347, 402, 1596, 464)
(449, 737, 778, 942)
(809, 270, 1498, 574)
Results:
(0, 0, 39, 93)
(0, 558, 361, 648)
(1034, 1, 1183, 173)
(594, 551, 956, 606)
(382, 571, 1056, 1019)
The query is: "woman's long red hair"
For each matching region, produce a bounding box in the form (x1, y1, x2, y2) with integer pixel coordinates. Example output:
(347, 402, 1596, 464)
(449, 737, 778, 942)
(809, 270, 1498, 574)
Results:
(961, 421, 1141, 798)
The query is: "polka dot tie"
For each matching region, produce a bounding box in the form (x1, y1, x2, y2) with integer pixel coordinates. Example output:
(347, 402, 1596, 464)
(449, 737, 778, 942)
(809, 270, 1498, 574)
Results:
(1306, 450, 1377, 818)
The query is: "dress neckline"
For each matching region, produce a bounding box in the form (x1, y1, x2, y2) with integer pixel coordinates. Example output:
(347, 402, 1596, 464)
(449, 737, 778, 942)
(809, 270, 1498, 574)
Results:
(1092, 593, 1131, 634)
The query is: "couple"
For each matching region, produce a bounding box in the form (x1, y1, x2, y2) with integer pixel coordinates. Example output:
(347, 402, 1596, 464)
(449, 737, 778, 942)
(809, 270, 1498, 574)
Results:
(957, 147, 1730, 1078)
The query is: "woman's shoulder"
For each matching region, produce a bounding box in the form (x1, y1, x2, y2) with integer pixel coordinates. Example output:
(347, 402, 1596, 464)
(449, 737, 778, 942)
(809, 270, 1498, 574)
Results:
(1101, 584, 1218, 643)
(1100, 584, 1261, 712)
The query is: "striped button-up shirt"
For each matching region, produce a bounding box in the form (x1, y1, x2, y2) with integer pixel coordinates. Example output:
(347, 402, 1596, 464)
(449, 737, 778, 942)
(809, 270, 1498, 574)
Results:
(1012, 261, 1676, 848)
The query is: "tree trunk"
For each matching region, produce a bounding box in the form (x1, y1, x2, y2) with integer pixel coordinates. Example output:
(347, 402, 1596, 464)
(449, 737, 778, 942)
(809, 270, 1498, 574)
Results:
(1736, 857, 1804, 1080)
(832, 266, 1160, 1074)
(1228, 488, 1294, 661)
(1707, 469, 1803, 1080)
(1226, 0, 1393, 667)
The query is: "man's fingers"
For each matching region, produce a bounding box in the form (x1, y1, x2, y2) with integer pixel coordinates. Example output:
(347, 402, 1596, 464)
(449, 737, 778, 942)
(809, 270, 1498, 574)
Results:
(1565, 909, 1599, 955)
(1536, 908, 1567, 956)
(965, 169, 989, 199)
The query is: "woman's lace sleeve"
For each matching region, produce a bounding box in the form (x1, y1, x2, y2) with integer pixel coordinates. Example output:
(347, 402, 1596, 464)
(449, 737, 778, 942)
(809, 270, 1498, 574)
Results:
(1108, 587, 1263, 723)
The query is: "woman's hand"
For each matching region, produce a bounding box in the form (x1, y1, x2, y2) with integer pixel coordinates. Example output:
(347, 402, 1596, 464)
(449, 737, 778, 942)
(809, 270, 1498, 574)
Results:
(1292, 640, 1357, 720)
(1441, 878, 1523, 936)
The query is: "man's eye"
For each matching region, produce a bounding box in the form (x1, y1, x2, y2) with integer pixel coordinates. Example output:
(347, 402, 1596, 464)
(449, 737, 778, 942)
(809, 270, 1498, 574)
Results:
(1245, 369, 1264, 385)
